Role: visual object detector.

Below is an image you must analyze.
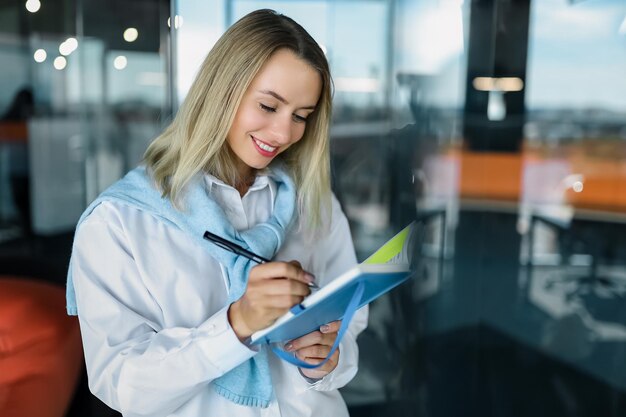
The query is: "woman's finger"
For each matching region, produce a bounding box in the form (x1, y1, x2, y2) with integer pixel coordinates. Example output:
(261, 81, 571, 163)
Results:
(299, 349, 340, 378)
(249, 261, 315, 286)
(286, 330, 337, 351)
(248, 278, 311, 297)
(295, 344, 331, 360)
(319, 320, 341, 334)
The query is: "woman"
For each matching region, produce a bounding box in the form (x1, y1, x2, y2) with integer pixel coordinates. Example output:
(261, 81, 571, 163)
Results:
(67, 9, 368, 417)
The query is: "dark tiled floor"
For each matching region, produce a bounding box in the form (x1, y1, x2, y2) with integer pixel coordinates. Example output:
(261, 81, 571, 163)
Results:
(348, 324, 626, 417)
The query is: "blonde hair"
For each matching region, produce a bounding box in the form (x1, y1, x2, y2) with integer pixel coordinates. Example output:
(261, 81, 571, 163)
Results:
(144, 9, 333, 230)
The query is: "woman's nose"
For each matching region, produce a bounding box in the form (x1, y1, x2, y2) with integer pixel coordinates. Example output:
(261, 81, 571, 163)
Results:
(269, 115, 292, 145)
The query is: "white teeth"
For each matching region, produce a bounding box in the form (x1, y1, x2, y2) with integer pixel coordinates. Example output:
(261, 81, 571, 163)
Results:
(254, 138, 276, 152)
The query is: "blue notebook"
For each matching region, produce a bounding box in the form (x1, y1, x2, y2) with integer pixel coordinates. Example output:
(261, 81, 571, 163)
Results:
(250, 262, 412, 345)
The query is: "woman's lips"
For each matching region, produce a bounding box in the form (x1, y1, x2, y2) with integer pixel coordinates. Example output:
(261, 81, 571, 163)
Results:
(251, 136, 278, 157)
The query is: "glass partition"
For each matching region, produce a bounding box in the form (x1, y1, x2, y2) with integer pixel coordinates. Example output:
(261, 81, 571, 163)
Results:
(519, 0, 626, 408)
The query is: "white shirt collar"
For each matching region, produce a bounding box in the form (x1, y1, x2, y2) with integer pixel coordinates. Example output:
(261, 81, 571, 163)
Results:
(203, 171, 276, 202)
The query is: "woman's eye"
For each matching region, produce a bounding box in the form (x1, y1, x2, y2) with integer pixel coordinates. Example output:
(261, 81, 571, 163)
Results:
(259, 103, 276, 113)
(292, 114, 307, 123)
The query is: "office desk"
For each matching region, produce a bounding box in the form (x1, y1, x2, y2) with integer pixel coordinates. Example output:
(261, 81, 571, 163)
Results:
(448, 148, 626, 214)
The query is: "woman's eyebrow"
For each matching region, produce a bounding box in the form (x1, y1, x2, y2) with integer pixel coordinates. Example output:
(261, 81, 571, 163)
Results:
(259, 90, 316, 110)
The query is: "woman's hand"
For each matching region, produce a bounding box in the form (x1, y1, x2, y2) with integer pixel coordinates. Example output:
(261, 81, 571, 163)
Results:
(228, 261, 314, 340)
(285, 320, 342, 380)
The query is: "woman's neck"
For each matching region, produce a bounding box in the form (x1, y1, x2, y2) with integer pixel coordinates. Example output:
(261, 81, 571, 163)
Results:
(234, 169, 256, 197)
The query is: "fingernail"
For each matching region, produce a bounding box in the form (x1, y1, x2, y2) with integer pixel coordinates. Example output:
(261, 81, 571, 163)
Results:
(284, 343, 293, 351)
(304, 273, 316, 283)
(320, 324, 330, 333)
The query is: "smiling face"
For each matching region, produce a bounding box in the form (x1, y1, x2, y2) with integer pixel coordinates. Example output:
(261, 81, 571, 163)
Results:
(226, 48, 323, 180)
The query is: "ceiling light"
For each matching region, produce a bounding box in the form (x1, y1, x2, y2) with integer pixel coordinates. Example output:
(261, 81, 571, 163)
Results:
(25, 0, 40, 13)
(473, 77, 524, 92)
(54, 56, 67, 70)
(113, 55, 127, 70)
(65, 37, 78, 51)
(34, 49, 47, 63)
(473, 77, 495, 91)
(124, 28, 139, 42)
(495, 77, 524, 92)
(59, 38, 78, 56)
(59, 42, 71, 56)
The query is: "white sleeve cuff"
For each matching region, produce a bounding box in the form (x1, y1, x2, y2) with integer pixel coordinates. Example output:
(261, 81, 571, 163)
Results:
(312, 339, 358, 391)
(194, 306, 258, 375)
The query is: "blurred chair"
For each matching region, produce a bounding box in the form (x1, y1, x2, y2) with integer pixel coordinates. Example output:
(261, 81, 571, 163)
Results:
(521, 158, 574, 287)
(519, 158, 574, 237)
(522, 158, 625, 298)
(0, 277, 83, 417)
(530, 215, 626, 298)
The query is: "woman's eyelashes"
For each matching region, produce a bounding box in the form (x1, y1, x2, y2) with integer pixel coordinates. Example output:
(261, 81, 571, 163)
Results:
(259, 103, 276, 113)
(292, 114, 307, 123)
(259, 103, 308, 123)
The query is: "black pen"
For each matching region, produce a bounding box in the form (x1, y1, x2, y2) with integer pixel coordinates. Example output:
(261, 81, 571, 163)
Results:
(203, 231, 319, 289)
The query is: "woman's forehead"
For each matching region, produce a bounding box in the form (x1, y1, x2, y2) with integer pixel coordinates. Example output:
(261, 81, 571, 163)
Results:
(248, 49, 322, 107)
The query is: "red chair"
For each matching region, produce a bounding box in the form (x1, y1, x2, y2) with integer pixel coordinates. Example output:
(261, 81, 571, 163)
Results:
(0, 277, 83, 417)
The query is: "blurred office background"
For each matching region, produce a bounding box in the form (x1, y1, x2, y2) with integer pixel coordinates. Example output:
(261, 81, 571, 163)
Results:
(1, 0, 626, 416)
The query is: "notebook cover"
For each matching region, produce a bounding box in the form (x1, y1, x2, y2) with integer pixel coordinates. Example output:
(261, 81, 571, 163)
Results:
(250, 263, 411, 345)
